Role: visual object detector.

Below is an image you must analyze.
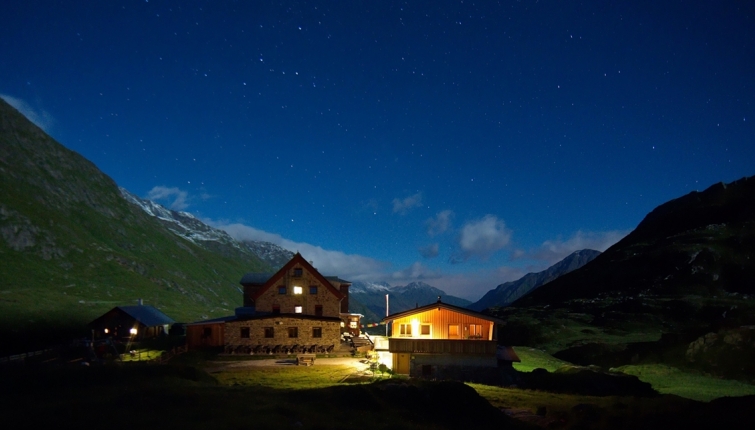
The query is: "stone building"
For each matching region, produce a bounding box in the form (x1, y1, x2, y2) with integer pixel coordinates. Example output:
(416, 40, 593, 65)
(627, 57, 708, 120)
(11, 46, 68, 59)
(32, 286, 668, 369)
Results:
(188, 253, 360, 353)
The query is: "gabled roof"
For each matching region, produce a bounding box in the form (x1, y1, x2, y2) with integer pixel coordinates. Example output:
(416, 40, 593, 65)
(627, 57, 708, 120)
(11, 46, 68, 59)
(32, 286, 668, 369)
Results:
(249, 253, 345, 301)
(381, 300, 505, 325)
(114, 305, 174, 327)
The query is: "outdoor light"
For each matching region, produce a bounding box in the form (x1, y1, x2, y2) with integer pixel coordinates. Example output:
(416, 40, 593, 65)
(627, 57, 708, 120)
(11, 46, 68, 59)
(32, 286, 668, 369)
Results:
(104, 328, 109, 334)
(130, 328, 138, 335)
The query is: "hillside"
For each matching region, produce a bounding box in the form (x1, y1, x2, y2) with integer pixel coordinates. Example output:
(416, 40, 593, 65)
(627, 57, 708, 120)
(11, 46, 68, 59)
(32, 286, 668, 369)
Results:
(497, 176, 755, 381)
(468, 249, 600, 311)
(0, 99, 272, 353)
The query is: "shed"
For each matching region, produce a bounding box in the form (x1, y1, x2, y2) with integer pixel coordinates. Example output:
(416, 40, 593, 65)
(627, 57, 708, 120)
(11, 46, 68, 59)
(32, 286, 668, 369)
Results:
(89, 305, 174, 340)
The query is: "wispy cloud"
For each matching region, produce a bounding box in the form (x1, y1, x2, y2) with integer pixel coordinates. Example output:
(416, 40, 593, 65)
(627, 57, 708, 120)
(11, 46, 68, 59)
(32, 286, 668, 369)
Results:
(390, 261, 442, 281)
(425, 209, 454, 236)
(523, 229, 628, 265)
(0, 94, 54, 132)
(418, 243, 439, 259)
(209, 221, 389, 280)
(147, 186, 189, 210)
(392, 192, 423, 215)
(451, 215, 512, 263)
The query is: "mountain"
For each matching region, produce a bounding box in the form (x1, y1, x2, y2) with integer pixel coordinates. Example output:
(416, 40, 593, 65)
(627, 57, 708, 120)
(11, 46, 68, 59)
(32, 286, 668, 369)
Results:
(517, 176, 755, 306)
(120, 188, 294, 268)
(350, 281, 472, 324)
(468, 249, 601, 311)
(0, 98, 272, 352)
(496, 176, 755, 380)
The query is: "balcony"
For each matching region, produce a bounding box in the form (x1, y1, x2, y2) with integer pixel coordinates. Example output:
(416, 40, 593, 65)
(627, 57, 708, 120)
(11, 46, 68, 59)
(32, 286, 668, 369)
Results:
(388, 338, 497, 355)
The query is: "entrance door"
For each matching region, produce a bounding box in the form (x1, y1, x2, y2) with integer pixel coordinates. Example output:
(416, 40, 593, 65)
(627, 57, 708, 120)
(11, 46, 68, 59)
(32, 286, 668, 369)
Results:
(394, 353, 411, 375)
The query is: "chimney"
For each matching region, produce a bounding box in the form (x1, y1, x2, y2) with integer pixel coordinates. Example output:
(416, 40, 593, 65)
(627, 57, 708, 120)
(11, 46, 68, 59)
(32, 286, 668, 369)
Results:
(339, 283, 350, 313)
(137, 298, 143, 306)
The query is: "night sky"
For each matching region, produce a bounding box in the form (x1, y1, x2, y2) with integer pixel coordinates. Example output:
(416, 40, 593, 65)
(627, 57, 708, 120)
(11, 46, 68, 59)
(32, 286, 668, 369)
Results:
(2, 1, 753, 300)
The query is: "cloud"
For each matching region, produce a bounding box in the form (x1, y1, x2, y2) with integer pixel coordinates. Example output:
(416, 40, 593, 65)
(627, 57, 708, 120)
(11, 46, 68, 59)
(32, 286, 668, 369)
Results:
(390, 261, 442, 281)
(418, 243, 439, 259)
(527, 230, 628, 265)
(147, 186, 190, 210)
(210, 220, 389, 280)
(392, 192, 423, 214)
(0, 94, 54, 132)
(425, 209, 454, 236)
(451, 215, 512, 262)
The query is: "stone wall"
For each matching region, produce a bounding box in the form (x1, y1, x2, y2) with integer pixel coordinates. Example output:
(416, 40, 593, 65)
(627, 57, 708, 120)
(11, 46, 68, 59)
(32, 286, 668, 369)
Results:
(255, 263, 342, 317)
(225, 316, 341, 348)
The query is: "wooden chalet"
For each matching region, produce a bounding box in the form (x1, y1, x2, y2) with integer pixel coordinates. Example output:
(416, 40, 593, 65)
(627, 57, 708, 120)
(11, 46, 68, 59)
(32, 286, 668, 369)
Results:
(381, 297, 507, 381)
(89, 304, 174, 341)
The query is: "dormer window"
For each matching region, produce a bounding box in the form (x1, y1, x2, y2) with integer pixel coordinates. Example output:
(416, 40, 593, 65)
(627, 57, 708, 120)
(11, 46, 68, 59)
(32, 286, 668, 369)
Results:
(293, 268, 303, 277)
(293, 286, 303, 295)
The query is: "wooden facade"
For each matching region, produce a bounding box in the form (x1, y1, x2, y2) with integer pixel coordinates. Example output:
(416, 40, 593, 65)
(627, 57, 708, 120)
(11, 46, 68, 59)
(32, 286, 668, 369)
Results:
(382, 300, 505, 380)
(186, 320, 226, 349)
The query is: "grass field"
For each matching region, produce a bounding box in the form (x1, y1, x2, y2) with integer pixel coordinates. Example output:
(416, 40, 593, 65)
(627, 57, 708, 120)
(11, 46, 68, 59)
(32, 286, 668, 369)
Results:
(614, 364, 755, 402)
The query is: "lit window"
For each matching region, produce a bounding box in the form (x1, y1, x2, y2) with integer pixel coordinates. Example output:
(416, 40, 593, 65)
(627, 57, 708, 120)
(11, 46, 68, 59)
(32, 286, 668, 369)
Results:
(468, 324, 482, 339)
(312, 327, 322, 338)
(264, 327, 274, 338)
(295, 306, 303, 313)
(293, 286, 303, 295)
(448, 324, 460, 338)
(309, 286, 318, 294)
(340, 321, 345, 327)
(288, 327, 298, 338)
(240, 327, 250, 338)
(420, 324, 431, 336)
(350, 321, 358, 329)
(399, 323, 412, 336)
(278, 286, 286, 295)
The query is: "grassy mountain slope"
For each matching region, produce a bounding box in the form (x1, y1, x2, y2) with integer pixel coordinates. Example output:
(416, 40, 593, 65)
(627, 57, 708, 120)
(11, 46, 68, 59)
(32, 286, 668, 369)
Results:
(0, 99, 271, 352)
(468, 249, 601, 311)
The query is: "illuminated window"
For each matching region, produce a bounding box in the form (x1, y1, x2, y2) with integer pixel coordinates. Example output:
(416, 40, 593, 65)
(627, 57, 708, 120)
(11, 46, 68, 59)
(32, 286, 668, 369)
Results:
(288, 327, 298, 338)
(312, 327, 322, 338)
(399, 323, 412, 336)
(309, 286, 318, 294)
(293, 268, 303, 277)
(340, 321, 345, 327)
(448, 324, 460, 338)
(350, 321, 358, 329)
(264, 327, 274, 338)
(293, 286, 303, 295)
(240, 327, 250, 338)
(468, 324, 482, 339)
(295, 306, 303, 313)
(420, 324, 431, 336)
(278, 286, 286, 295)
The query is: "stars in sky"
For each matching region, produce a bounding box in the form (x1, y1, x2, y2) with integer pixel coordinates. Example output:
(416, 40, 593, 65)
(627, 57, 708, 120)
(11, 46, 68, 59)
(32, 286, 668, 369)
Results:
(1, 1, 754, 300)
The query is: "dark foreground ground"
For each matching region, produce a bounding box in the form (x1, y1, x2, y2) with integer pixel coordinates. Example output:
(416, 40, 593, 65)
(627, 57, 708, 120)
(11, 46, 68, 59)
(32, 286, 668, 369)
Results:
(1, 363, 753, 430)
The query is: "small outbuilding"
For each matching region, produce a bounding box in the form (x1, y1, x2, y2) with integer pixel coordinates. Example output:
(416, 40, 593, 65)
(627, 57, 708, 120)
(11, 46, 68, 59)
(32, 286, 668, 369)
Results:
(89, 304, 174, 340)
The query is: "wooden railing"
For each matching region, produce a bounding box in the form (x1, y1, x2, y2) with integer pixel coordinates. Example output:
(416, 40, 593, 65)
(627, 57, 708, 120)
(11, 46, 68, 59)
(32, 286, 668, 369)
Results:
(388, 338, 497, 355)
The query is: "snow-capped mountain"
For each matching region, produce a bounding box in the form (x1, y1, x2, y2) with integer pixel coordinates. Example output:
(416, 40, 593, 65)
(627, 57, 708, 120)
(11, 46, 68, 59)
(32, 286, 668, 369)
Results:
(119, 187, 293, 268)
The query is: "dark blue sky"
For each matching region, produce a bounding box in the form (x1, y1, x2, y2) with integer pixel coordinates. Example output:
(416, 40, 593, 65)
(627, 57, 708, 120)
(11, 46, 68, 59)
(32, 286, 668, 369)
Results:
(2, 1, 753, 300)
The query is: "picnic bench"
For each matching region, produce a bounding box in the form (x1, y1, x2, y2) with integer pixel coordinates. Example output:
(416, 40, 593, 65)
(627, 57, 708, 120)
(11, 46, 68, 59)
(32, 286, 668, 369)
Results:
(297, 353, 316, 366)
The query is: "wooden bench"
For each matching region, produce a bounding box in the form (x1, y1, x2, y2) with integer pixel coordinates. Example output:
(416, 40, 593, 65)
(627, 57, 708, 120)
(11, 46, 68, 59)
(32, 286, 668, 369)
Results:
(297, 353, 316, 366)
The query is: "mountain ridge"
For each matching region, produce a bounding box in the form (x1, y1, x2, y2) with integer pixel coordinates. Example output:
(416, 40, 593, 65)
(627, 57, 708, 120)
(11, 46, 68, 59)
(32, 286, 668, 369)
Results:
(468, 249, 601, 311)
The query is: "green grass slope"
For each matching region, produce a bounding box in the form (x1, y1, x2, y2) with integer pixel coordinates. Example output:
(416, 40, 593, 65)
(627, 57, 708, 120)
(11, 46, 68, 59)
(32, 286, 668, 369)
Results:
(0, 99, 271, 353)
